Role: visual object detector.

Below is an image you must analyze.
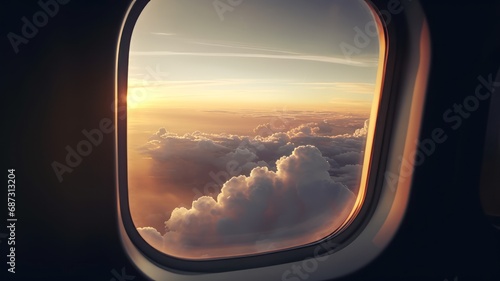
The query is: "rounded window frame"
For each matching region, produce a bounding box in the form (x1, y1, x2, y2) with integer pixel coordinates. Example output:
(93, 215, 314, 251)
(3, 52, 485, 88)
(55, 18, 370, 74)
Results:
(115, 0, 430, 279)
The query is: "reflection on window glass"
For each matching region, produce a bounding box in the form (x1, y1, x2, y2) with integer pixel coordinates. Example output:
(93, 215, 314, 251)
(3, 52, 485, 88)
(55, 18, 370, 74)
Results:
(127, 0, 380, 259)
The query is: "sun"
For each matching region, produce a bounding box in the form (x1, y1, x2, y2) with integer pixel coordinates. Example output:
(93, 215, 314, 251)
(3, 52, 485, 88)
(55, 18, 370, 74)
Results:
(127, 86, 149, 109)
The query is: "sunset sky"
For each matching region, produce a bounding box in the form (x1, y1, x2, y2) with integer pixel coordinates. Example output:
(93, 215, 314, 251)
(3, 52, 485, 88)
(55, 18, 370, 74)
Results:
(126, 0, 380, 259)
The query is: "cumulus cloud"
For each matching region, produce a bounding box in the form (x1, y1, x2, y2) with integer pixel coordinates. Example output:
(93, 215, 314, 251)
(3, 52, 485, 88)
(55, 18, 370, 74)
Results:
(138, 146, 355, 258)
(139, 119, 368, 202)
(137, 227, 164, 250)
(353, 119, 369, 137)
(135, 119, 369, 257)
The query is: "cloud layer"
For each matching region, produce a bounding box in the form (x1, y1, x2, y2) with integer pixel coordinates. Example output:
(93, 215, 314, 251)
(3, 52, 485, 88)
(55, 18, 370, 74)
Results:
(140, 119, 367, 193)
(136, 120, 369, 258)
(139, 145, 355, 258)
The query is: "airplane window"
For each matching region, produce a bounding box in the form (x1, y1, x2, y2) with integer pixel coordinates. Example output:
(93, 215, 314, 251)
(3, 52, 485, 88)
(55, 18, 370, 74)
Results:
(124, 0, 381, 260)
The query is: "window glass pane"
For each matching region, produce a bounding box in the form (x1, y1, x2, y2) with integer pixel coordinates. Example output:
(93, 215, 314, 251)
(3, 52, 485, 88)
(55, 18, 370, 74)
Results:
(127, 0, 380, 259)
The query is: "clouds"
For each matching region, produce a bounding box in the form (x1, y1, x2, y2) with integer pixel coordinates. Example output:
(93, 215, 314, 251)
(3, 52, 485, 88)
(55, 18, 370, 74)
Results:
(139, 119, 368, 202)
(137, 227, 164, 250)
(292, 82, 376, 94)
(353, 119, 369, 137)
(138, 146, 355, 258)
(133, 119, 370, 258)
(130, 51, 372, 67)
